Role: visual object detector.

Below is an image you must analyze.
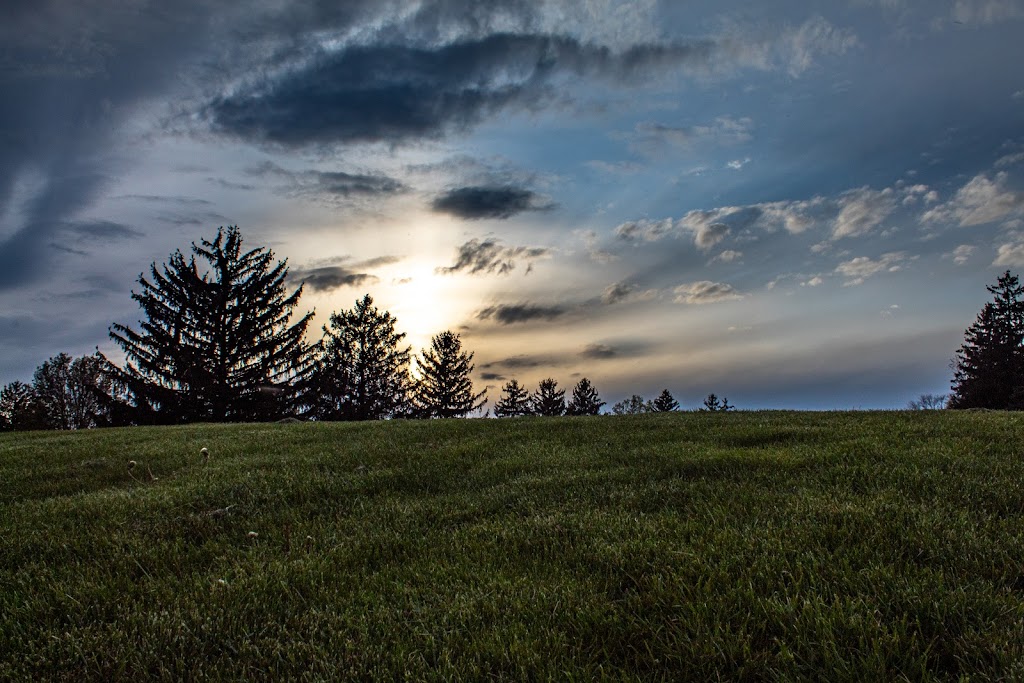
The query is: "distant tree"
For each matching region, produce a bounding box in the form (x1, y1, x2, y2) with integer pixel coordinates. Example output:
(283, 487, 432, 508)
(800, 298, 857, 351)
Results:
(701, 393, 734, 412)
(566, 377, 605, 416)
(612, 394, 650, 415)
(32, 352, 112, 430)
(907, 393, 948, 410)
(103, 226, 314, 424)
(949, 270, 1024, 409)
(306, 294, 411, 421)
(493, 379, 533, 417)
(411, 331, 486, 418)
(531, 378, 566, 417)
(651, 389, 679, 412)
(0, 381, 47, 431)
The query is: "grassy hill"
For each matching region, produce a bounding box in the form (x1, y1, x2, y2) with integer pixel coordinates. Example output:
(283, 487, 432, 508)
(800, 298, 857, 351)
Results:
(2, 411, 1023, 681)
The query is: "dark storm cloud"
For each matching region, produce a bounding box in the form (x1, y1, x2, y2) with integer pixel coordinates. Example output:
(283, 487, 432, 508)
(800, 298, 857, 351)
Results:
(0, 1, 221, 290)
(480, 372, 506, 381)
(438, 238, 550, 276)
(206, 33, 715, 148)
(288, 266, 378, 293)
(481, 354, 551, 370)
(431, 186, 553, 219)
(476, 303, 567, 325)
(581, 343, 617, 359)
(288, 255, 401, 293)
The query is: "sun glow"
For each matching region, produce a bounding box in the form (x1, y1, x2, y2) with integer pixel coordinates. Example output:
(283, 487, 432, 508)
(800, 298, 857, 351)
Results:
(383, 260, 475, 357)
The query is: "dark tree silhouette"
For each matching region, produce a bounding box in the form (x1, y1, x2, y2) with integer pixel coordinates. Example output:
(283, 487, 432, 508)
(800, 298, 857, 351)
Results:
(701, 393, 734, 411)
(493, 379, 532, 417)
(651, 389, 679, 412)
(104, 226, 314, 424)
(306, 294, 411, 420)
(411, 331, 486, 418)
(566, 377, 605, 415)
(0, 381, 47, 431)
(907, 393, 948, 410)
(949, 270, 1024, 409)
(612, 394, 650, 415)
(531, 378, 566, 416)
(32, 352, 111, 429)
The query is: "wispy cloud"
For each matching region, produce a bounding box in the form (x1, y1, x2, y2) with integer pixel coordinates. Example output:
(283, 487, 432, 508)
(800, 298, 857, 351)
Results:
(437, 238, 551, 276)
(673, 281, 743, 304)
(834, 252, 908, 286)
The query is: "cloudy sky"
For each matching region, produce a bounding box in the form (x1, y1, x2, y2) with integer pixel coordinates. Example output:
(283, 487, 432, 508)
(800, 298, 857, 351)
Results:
(2, 0, 1023, 410)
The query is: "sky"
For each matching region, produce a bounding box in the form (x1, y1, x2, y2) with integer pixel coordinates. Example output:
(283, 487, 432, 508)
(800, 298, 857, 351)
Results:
(1, 0, 1023, 411)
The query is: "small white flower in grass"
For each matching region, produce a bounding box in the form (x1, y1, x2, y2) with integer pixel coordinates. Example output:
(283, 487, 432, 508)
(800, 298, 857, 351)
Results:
(200, 447, 209, 461)
(247, 531, 258, 539)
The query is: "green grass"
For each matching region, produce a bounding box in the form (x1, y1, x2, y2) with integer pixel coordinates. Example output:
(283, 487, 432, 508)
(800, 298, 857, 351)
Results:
(2, 411, 1024, 681)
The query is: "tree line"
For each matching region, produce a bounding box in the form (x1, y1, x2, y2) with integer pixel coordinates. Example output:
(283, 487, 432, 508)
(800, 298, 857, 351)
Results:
(0, 226, 742, 432)
(8, 226, 1020, 431)
(2, 227, 481, 430)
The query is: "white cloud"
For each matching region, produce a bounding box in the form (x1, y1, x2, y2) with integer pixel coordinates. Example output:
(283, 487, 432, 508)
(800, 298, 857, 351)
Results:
(779, 16, 860, 76)
(802, 276, 824, 287)
(950, 244, 976, 265)
(834, 252, 907, 286)
(832, 186, 897, 239)
(996, 151, 1024, 168)
(921, 172, 1024, 226)
(726, 158, 751, 170)
(673, 280, 744, 304)
(994, 242, 1024, 266)
(614, 218, 675, 242)
(712, 249, 743, 263)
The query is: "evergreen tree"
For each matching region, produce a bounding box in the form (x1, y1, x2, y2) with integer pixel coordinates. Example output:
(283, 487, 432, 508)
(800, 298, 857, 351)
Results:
(411, 331, 486, 418)
(612, 394, 650, 415)
(701, 393, 734, 411)
(32, 352, 111, 429)
(0, 381, 47, 431)
(493, 379, 532, 417)
(104, 226, 314, 424)
(651, 389, 679, 412)
(566, 377, 605, 415)
(307, 294, 411, 420)
(531, 378, 566, 417)
(949, 270, 1024, 409)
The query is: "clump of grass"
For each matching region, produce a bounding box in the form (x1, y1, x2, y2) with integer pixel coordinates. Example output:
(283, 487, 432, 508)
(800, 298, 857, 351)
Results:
(1, 411, 1023, 680)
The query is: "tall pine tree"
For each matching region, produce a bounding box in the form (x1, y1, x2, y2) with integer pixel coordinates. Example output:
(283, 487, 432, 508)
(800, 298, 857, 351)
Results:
(411, 331, 486, 418)
(307, 294, 412, 420)
(566, 377, 604, 415)
(104, 226, 314, 423)
(493, 379, 532, 417)
(949, 270, 1024, 409)
(651, 389, 679, 412)
(531, 378, 566, 417)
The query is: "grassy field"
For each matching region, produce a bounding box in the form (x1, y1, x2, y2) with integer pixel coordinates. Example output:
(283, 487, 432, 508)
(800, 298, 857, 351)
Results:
(2, 411, 1023, 681)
